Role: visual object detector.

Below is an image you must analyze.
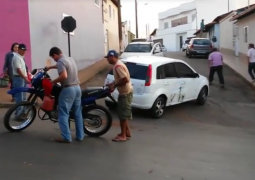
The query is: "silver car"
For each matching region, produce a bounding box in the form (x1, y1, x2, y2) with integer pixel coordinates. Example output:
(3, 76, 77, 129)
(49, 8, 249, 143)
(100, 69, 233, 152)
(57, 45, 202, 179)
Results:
(186, 38, 213, 58)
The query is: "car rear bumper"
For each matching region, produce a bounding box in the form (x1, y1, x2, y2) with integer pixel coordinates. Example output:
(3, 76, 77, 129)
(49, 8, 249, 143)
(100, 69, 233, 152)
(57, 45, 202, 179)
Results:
(105, 92, 155, 109)
(189, 50, 212, 55)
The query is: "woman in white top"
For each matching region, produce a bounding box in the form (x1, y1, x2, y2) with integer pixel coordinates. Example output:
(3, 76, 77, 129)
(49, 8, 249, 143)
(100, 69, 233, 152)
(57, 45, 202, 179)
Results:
(247, 43, 255, 83)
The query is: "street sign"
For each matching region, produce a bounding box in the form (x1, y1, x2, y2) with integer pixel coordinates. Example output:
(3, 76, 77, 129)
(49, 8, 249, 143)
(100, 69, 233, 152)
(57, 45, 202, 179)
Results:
(61, 16, 77, 57)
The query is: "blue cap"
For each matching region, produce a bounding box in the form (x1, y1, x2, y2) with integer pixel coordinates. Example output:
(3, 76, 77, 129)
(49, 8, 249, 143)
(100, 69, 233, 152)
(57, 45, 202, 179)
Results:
(105, 50, 118, 58)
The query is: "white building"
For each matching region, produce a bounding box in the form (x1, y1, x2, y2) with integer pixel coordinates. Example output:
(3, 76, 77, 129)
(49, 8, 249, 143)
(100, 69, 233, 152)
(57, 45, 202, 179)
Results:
(154, 1, 197, 51)
(154, 0, 254, 52)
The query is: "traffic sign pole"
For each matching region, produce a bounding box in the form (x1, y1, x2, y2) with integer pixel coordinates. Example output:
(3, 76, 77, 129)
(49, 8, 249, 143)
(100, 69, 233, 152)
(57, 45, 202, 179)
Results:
(68, 32, 71, 57)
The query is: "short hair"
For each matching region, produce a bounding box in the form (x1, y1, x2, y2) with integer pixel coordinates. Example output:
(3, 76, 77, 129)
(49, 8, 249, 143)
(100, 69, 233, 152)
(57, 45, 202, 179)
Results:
(49, 47, 62, 56)
(11, 43, 19, 52)
(249, 43, 254, 48)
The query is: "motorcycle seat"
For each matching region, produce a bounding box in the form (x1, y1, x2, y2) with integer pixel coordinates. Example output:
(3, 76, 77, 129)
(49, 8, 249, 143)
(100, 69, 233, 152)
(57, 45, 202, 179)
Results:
(81, 87, 104, 97)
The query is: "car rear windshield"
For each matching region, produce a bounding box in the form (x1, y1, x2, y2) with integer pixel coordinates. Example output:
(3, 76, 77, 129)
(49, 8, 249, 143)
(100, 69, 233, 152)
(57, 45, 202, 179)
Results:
(108, 62, 148, 80)
(131, 39, 147, 42)
(193, 39, 211, 45)
(124, 44, 152, 53)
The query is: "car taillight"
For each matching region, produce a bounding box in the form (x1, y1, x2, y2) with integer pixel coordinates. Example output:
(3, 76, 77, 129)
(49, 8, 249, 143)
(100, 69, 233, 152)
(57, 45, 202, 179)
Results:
(191, 45, 194, 49)
(145, 64, 152, 86)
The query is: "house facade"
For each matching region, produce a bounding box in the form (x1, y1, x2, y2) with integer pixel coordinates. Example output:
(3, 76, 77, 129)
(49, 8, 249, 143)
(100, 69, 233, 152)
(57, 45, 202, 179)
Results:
(0, 0, 105, 79)
(154, 1, 197, 51)
(121, 21, 135, 52)
(230, 5, 255, 57)
(103, 0, 119, 55)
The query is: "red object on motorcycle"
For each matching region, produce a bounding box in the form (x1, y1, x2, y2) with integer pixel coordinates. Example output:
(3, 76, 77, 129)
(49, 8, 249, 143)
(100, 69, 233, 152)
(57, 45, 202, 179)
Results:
(41, 95, 55, 111)
(42, 79, 52, 96)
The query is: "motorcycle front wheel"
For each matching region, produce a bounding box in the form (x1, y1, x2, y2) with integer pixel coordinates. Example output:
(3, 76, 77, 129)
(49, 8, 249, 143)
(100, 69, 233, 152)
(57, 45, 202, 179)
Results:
(4, 101, 37, 132)
(82, 104, 112, 137)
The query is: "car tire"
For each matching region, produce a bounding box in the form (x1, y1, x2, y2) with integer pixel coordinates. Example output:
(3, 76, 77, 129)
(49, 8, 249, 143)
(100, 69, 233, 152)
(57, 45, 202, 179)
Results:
(105, 100, 117, 109)
(188, 52, 192, 58)
(196, 86, 208, 106)
(150, 96, 166, 119)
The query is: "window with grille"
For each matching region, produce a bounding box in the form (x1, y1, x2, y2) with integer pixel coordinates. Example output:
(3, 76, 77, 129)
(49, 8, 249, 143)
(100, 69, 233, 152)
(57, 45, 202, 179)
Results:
(164, 22, 169, 29)
(244, 27, 248, 43)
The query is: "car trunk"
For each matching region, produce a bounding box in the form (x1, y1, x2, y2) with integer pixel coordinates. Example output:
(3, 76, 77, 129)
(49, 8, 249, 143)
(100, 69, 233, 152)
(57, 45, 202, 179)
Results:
(105, 62, 149, 95)
(192, 39, 212, 51)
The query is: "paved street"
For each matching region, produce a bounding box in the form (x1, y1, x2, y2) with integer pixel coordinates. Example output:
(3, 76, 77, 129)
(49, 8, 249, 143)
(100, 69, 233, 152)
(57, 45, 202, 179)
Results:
(1, 52, 255, 180)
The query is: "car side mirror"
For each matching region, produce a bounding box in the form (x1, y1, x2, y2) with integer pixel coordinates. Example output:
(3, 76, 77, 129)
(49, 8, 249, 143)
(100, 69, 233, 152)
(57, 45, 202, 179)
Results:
(154, 48, 160, 54)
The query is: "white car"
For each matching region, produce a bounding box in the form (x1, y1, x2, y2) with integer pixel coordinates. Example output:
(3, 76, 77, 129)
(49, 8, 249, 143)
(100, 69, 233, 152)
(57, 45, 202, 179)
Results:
(120, 42, 164, 59)
(182, 39, 190, 51)
(104, 56, 209, 118)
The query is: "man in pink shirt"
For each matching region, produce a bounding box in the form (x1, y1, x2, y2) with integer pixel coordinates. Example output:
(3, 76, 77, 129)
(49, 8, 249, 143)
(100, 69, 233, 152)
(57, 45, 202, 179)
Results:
(208, 48, 225, 88)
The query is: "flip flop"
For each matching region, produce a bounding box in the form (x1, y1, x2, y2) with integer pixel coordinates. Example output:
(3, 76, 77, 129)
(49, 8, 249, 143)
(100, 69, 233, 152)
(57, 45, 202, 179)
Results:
(117, 134, 131, 138)
(112, 136, 126, 142)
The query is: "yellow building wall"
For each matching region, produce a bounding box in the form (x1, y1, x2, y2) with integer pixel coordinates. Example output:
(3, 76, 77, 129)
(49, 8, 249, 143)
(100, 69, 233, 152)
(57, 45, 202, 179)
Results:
(103, 0, 119, 55)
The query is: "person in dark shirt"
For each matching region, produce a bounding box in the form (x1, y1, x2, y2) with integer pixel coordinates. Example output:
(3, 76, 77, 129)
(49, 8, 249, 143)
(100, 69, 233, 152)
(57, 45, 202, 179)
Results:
(3, 43, 19, 102)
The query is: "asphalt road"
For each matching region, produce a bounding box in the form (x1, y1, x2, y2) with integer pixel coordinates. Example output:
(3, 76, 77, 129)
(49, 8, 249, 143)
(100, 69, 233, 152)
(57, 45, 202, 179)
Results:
(1, 52, 255, 180)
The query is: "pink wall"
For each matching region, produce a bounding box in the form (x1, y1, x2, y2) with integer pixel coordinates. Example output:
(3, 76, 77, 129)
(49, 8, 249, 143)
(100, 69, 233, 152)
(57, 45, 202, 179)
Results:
(0, 0, 31, 73)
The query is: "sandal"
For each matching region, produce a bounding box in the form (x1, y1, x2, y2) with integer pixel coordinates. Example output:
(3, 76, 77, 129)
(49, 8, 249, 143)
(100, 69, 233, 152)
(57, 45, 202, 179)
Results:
(117, 133, 131, 138)
(112, 136, 126, 142)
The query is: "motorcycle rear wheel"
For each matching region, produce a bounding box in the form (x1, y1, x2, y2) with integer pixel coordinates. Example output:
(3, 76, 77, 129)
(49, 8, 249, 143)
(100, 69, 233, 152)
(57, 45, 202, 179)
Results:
(4, 101, 37, 132)
(82, 104, 112, 137)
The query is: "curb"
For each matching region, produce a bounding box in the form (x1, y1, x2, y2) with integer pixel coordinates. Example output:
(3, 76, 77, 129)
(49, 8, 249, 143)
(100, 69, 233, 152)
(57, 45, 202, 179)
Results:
(223, 62, 255, 90)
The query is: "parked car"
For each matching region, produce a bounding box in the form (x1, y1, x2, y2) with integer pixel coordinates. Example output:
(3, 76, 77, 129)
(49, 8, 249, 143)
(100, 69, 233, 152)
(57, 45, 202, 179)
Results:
(186, 38, 213, 58)
(182, 39, 190, 51)
(162, 45, 167, 52)
(104, 56, 209, 118)
(120, 42, 164, 59)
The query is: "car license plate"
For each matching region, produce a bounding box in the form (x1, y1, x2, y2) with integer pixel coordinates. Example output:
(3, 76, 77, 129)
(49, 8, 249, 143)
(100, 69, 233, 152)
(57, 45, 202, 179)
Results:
(197, 51, 205, 53)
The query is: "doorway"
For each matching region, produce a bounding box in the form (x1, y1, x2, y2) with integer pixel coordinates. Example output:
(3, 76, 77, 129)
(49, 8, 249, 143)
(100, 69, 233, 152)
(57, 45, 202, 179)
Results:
(179, 36, 183, 50)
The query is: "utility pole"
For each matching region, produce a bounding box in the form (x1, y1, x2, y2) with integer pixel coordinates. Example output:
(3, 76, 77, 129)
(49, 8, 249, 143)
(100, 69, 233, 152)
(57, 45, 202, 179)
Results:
(117, 0, 122, 52)
(228, 0, 229, 12)
(135, 0, 138, 38)
(248, 0, 250, 8)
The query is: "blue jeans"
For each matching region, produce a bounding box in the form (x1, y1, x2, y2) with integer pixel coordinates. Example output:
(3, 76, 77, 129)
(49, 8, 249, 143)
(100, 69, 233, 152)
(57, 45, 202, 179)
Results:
(13, 76, 27, 102)
(58, 85, 84, 142)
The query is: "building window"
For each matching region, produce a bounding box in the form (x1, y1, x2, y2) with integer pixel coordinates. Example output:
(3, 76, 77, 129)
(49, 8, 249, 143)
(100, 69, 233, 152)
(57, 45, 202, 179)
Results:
(171, 16, 188, 27)
(113, 9, 115, 19)
(244, 26, 248, 43)
(95, 0, 100, 6)
(109, 5, 111, 18)
(164, 22, 169, 29)
(192, 14, 196, 21)
(62, 13, 74, 36)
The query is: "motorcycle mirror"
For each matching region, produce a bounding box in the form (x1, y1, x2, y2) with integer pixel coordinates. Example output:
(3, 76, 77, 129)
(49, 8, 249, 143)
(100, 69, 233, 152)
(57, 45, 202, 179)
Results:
(31, 69, 37, 75)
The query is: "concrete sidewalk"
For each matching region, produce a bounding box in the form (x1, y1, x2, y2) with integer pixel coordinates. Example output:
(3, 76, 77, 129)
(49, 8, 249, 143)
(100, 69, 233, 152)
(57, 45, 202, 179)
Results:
(222, 51, 255, 88)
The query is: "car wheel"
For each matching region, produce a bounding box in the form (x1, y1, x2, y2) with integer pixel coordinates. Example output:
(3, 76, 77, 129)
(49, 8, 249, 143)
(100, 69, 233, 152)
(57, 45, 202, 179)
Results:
(196, 86, 208, 105)
(151, 96, 166, 119)
(105, 100, 117, 109)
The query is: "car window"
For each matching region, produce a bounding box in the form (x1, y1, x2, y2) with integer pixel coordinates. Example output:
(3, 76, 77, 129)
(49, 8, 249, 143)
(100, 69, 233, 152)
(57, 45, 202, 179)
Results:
(124, 44, 152, 52)
(164, 63, 177, 78)
(108, 62, 148, 80)
(193, 39, 211, 45)
(174, 62, 194, 78)
(156, 65, 165, 79)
